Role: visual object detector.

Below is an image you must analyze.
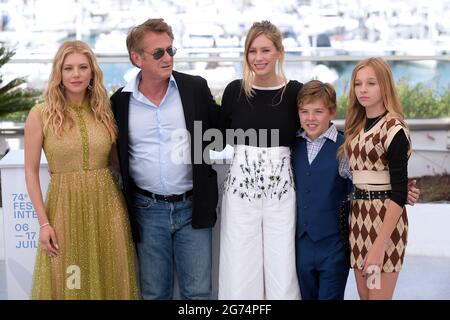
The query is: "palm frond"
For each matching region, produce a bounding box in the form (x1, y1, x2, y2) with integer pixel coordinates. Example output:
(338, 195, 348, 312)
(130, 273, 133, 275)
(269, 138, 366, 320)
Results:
(0, 47, 42, 120)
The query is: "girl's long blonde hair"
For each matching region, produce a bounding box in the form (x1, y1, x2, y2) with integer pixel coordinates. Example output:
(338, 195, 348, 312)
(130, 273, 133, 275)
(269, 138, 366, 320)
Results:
(242, 21, 287, 99)
(339, 57, 405, 158)
(42, 40, 117, 140)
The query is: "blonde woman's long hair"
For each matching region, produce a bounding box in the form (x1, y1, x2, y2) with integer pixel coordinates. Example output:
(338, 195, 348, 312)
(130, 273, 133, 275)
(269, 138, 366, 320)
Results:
(43, 40, 117, 140)
(242, 21, 287, 100)
(338, 57, 405, 158)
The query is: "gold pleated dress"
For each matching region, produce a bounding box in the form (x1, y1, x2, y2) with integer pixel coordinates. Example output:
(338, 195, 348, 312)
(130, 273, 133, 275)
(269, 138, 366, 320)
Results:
(30, 102, 139, 299)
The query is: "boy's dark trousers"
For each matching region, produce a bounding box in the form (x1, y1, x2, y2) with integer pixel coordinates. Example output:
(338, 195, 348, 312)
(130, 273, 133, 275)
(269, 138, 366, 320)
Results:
(295, 232, 349, 300)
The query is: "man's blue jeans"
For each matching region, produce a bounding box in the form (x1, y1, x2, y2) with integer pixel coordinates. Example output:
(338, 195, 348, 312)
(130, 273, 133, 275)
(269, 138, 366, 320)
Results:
(133, 192, 212, 300)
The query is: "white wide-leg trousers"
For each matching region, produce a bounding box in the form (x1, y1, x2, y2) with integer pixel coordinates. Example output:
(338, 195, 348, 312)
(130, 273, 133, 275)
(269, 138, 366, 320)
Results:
(218, 145, 300, 300)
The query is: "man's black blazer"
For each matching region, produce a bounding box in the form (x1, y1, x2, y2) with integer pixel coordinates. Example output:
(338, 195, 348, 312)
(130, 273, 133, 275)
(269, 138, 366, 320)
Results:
(110, 70, 219, 241)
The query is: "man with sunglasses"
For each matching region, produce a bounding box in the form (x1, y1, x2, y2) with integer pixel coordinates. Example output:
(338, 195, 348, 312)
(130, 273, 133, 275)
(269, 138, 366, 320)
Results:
(110, 18, 219, 300)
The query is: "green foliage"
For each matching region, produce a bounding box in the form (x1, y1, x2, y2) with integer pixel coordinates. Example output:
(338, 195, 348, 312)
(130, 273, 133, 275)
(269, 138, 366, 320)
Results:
(397, 81, 450, 118)
(415, 174, 450, 202)
(336, 94, 348, 119)
(336, 80, 450, 119)
(0, 47, 42, 121)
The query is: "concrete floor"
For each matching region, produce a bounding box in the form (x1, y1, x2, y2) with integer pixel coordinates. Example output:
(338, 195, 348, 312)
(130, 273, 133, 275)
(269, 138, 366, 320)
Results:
(0, 260, 4, 300)
(344, 254, 450, 300)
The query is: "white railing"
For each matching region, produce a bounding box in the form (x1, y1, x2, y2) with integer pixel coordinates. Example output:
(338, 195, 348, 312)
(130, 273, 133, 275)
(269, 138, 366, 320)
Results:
(9, 53, 450, 64)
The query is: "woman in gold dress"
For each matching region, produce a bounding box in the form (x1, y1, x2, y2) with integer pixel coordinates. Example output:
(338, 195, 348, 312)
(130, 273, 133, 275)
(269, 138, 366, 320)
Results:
(24, 40, 139, 299)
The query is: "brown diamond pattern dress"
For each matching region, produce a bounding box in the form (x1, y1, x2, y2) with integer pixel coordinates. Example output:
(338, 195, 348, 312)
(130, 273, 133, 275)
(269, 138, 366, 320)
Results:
(348, 114, 411, 273)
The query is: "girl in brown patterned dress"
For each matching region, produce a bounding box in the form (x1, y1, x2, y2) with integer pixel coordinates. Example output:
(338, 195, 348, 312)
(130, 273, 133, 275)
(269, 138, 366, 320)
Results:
(339, 57, 411, 300)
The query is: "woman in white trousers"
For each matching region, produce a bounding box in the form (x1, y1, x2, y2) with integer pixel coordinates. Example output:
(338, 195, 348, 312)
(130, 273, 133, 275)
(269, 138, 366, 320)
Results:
(218, 21, 302, 300)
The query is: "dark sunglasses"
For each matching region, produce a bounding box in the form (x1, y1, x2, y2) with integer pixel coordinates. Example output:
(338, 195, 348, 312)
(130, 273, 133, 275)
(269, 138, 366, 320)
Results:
(144, 47, 177, 60)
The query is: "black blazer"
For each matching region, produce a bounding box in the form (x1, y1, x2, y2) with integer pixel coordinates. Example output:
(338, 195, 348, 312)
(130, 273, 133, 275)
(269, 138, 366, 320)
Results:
(110, 71, 220, 241)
